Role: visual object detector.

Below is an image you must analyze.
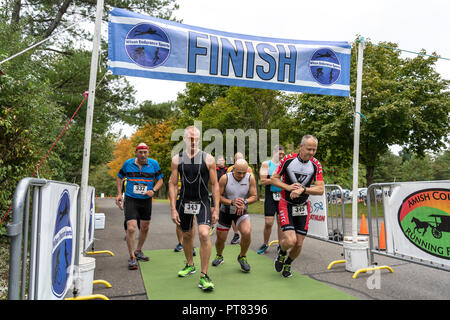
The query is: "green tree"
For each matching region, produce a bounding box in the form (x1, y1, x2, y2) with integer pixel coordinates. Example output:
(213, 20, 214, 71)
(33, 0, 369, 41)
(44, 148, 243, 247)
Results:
(0, 0, 180, 220)
(124, 100, 179, 126)
(285, 40, 450, 187)
(432, 149, 450, 180)
(176, 83, 230, 120)
(0, 18, 64, 215)
(8, 0, 179, 39)
(372, 151, 403, 183)
(399, 154, 435, 182)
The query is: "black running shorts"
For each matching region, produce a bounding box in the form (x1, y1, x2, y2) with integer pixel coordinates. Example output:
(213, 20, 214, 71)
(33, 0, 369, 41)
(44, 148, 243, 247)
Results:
(124, 195, 152, 222)
(264, 192, 280, 217)
(217, 207, 249, 231)
(278, 198, 310, 235)
(177, 197, 211, 232)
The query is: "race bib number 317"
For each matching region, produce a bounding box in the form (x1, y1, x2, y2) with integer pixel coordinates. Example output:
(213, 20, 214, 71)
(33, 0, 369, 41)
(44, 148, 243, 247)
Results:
(133, 183, 147, 195)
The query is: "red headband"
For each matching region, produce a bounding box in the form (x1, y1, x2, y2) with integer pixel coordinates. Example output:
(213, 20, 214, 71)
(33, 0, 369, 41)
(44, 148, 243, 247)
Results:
(135, 145, 149, 151)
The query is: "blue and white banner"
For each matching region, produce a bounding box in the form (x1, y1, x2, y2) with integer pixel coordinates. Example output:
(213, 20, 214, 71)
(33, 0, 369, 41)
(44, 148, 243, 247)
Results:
(35, 181, 79, 300)
(108, 8, 351, 97)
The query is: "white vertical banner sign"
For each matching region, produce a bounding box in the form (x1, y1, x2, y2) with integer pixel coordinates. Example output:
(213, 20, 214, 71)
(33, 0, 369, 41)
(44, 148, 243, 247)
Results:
(36, 182, 79, 300)
(84, 186, 95, 251)
(307, 194, 329, 239)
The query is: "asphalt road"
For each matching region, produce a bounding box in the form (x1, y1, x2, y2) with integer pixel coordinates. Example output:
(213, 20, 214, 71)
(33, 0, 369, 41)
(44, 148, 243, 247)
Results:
(91, 198, 449, 300)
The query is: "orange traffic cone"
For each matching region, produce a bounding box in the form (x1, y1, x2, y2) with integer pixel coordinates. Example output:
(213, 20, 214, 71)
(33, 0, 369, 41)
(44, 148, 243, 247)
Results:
(378, 221, 386, 250)
(359, 214, 369, 235)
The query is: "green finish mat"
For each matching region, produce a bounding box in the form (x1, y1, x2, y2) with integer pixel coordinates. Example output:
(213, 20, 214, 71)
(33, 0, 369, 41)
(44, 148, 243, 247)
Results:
(139, 245, 356, 300)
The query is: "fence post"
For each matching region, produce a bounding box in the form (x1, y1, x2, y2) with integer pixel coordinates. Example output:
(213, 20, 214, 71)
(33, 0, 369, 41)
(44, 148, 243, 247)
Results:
(7, 178, 47, 300)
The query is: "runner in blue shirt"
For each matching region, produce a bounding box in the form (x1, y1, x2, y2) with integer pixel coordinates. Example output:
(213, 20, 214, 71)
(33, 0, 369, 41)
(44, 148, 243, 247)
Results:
(116, 142, 164, 270)
(257, 145, 285, 254)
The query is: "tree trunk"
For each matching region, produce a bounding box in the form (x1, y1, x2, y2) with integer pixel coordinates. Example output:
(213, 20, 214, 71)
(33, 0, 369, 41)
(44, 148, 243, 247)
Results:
(365, 165, 377, 201)
(11, 0, 21, 25)
(43, 0, 72, 38)
(366, 165, 375, 187)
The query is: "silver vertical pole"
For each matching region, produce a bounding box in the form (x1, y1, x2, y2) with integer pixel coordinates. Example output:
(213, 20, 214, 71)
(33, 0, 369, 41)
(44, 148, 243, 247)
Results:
(351, 37, 364, 242)
(75, 0, 104, 293)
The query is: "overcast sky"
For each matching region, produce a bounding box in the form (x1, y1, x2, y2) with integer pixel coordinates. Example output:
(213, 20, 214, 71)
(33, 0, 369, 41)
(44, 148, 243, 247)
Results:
(124, 0, 450, 104)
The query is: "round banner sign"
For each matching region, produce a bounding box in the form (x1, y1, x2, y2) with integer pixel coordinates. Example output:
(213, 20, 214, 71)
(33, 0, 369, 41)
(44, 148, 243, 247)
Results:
(397, 188, 450, 260)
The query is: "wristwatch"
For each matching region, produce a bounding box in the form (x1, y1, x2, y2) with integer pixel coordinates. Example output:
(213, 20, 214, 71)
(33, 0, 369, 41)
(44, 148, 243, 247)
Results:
(243, 199, 248, 206)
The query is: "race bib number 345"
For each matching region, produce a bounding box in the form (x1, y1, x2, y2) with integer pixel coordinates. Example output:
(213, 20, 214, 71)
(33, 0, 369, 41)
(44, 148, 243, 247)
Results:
(292, 204, 307, 216)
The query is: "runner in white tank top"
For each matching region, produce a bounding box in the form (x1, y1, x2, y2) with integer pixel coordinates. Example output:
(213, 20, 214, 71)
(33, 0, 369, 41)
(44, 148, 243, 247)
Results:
(212, 159, 258, 273)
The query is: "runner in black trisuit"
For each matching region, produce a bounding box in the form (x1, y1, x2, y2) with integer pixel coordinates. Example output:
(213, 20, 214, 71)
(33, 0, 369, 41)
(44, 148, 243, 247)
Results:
(169, 126, 220, 291)
(270, 135, 324, 278)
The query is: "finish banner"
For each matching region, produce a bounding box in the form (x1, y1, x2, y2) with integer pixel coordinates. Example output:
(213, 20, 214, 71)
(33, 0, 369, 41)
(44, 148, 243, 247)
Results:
(108, 8, 351, 97)
(384, 181, 449, 267)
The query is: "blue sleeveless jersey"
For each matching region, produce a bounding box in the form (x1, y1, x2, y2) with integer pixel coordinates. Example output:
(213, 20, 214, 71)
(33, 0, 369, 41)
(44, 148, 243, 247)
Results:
(269, 160, 282, 193)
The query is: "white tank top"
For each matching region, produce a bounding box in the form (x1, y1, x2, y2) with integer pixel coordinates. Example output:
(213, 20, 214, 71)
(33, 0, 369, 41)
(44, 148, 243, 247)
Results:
(220, 172, 251, 214)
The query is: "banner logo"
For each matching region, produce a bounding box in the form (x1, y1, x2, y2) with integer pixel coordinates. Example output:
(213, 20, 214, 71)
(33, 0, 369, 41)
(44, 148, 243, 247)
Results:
(51, 189, 73, 298)
(397, 188, 450, 260)
(309, 48, 341, 85)
(125, 22, 170, 68)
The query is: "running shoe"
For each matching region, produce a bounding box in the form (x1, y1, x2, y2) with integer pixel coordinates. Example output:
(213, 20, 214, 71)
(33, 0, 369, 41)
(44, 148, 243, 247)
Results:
(134, 250, 149, 261)
(274, 251, 286, 272)
(174, 243, 183, 252)
(231, 233, 240, 244)
(257, 243, 269, 255)
(128, 257, 138, 270)
(178, 263, 196, 277)
(282, 263, 292, 278)
(212, 254, 224, 266)
(237, 255, 251, 272)
(198, 274, 215, 291)
(174, 243, 196, 256)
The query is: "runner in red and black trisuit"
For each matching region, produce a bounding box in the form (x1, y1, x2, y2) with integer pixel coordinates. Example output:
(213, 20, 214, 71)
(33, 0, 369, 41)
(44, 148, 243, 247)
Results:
(270, 135, 324, 278)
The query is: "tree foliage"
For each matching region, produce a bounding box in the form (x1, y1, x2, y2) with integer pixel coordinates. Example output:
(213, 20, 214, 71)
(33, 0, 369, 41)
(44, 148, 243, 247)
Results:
(0, 0, 179, 221)
(284, 40, 449, 186)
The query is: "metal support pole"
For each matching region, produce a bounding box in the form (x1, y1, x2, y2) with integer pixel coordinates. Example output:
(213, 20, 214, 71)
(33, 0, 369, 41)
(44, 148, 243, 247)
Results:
(351, 37, 364, 242)
(75, 0, 104, 294)
(7, 178, 47, 300)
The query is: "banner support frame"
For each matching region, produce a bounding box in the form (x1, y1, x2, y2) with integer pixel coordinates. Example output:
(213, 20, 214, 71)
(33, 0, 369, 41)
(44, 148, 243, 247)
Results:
(76, 0, 104, 296)
(351, 37, 365, 242)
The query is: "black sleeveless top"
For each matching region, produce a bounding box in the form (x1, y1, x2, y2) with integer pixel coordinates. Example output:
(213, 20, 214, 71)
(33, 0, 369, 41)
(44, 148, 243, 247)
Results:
(178, 151, 210, 201)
